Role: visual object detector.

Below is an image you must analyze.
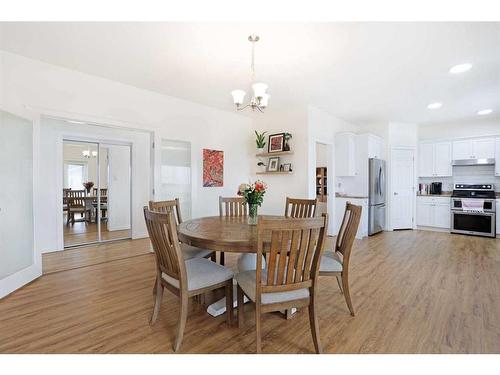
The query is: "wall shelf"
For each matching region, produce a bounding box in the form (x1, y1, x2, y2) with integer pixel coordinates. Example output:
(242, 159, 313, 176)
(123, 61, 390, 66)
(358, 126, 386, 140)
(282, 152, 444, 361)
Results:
(256, 171, 293, 175)
(256, 151, 294, 157)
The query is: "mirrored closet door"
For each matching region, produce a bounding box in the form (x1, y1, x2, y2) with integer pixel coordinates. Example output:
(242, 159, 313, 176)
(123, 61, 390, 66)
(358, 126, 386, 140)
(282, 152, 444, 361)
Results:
(63, 140, 131, 247)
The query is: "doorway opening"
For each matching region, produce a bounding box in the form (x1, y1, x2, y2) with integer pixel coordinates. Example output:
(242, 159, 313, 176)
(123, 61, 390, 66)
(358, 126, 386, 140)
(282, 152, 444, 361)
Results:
(63, 140, 132, 247)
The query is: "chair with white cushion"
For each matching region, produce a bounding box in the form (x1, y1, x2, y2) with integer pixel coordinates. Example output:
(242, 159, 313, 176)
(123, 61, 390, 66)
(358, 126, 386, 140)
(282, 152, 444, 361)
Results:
(319, 202, 361, 316)
(144, 207, 234, 352)
(236, 214, 328, 353)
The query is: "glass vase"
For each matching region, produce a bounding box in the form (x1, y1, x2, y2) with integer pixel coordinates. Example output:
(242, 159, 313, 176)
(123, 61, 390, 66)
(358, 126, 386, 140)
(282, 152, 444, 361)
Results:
(248, 204, 258, 225)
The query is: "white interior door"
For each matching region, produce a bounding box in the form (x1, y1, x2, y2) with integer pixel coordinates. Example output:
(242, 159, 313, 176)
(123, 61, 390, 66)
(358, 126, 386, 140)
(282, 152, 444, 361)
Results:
(0, 110, 40, 298)
(391, 148, 415, 230)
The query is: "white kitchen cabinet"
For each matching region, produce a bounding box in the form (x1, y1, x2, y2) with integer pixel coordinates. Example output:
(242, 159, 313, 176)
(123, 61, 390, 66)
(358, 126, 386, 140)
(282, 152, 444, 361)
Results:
(495, 138, 500, 176)
(367, 134, 383, 159)
(473, 138, 495, 159)
(335, 197, 368, 239)
(419, 143, 434, 177)
(452, 140, 472, 160)
(417, 196, 451, 229)
(452, 138, 495, 160)
(418, 141, 452, 177)
(335, 132, 357, 176)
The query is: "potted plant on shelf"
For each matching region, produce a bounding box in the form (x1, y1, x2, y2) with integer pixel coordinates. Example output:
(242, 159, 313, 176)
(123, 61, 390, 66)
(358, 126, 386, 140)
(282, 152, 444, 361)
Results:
(255, 130, 267, 154)
(237, 180, 267, 225)
(283, 132, 292, 151)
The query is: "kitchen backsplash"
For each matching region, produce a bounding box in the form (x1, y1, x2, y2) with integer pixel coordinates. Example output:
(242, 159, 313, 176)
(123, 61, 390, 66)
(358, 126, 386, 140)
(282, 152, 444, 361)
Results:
(419, 165, 500, 192)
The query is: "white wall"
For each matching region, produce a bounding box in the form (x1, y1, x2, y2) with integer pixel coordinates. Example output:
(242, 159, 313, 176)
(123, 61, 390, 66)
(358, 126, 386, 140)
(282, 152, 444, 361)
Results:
(419, 117, 500, 141)
(0, 50, 253, 253)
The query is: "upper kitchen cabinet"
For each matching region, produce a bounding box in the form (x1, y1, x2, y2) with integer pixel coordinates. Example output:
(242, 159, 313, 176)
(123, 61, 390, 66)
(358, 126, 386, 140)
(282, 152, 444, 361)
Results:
(366, 134, 383, 159)
(335, 132, 357, 176)
(418, 141, 452, 177)
(496, 138, 500, 176)
(452, 138, 495, 160)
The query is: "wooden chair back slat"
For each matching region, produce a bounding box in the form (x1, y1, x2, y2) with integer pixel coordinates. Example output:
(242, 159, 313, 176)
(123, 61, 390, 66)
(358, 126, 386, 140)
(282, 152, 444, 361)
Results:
(256, 215, 328, 296)
(66, 189, 86, 207)
(284, 197, 318, 218)
(143, 207, 186, 288)
(219, 196, 247, 217)
(334, 202, 362, 269)
(149, 199, 183, 226)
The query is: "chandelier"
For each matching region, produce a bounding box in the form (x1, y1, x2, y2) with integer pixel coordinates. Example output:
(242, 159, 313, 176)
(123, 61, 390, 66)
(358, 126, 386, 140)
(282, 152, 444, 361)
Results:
(82, 149, 97, 158)
(231, 35, 269, 112)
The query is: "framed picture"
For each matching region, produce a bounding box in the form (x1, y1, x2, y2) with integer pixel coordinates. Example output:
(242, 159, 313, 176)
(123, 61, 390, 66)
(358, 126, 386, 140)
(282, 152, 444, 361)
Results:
(203, 149, 224, 187)
(268, 133, 285, 153)
(283, 163, 291, 172)
(268, 157, 280, 172)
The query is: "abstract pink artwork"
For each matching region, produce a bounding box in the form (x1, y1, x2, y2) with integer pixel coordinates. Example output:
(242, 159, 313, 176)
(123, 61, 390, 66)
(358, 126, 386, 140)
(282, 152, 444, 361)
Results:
(203, 149, 224, 187)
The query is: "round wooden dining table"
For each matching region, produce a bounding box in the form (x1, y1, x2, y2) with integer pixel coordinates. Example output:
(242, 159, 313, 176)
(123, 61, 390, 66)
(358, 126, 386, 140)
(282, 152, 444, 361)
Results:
(177, 215, 286, 254)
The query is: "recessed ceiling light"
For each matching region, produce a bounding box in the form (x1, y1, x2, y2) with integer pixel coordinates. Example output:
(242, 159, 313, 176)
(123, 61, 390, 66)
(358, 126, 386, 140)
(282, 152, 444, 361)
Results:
(449, 63, 472, 74)
(427, 102, 442, 110)
(477, 109, 493, 116)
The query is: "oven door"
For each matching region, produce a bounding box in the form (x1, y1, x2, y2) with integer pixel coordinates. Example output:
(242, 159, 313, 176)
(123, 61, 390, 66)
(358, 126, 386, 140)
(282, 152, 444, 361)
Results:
(451, 210, 496, 237)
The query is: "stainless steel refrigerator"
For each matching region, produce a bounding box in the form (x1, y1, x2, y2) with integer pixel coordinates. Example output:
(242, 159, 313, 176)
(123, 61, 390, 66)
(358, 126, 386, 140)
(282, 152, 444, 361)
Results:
(368, 158, 386, 235)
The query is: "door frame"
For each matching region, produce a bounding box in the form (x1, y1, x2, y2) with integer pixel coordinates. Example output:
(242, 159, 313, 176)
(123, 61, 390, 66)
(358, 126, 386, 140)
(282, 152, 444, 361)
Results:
(388, 146, 417, 231)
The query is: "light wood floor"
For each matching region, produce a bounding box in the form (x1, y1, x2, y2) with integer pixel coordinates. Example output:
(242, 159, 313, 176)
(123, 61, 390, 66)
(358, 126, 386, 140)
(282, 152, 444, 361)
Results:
(1, 230, 499, 353)
(64, 219, 130, 247)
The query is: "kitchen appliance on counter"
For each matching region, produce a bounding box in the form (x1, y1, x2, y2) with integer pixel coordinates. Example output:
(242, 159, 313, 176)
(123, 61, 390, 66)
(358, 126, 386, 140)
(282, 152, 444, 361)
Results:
(368, 158, 386, 236)
(450, 184, 496, 238)
(430, 182, 442, 195)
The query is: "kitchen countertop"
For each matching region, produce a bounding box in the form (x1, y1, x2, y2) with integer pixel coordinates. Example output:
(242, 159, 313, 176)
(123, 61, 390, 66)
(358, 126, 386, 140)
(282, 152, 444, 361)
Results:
(335, 193, 368, 199)
(416, 191, 452, 197)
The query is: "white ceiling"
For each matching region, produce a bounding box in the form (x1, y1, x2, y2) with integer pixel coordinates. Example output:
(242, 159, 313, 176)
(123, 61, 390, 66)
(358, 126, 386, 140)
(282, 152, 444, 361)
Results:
(0, 22, 499, 125)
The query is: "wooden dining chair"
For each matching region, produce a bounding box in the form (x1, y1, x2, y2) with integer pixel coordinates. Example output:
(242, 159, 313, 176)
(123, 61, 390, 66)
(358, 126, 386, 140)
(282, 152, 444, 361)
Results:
(236, 214, 328, 353)
(92, 188, 108, 220)
(319, 202, 362, 316)
(149, 199, 215, 261)
(63, 188, 72, 222)
(284, 197, 318, 218)
(66, 189, 91, 225)
(218, 196, 248, 265)
(144, 207, 234, 352)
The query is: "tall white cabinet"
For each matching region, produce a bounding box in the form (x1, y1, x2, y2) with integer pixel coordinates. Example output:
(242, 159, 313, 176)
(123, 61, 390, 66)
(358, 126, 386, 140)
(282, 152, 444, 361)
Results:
(418, 141, 452, 177)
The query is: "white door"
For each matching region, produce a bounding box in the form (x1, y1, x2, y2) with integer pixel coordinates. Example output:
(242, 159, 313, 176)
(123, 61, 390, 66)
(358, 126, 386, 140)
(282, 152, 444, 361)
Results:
(452, 140, 472, 160)
(434, 142, 452, 176)
(472, 138, 495, 159)
(418, 143, 434, 177)
(0, 110, 40, 298)
(496, 138, 500, 176)
(391, 148, 415, 230)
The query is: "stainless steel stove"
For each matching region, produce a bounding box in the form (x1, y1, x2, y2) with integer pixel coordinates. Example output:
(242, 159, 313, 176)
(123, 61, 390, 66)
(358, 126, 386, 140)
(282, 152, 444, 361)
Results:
(451, 184, 496, 238)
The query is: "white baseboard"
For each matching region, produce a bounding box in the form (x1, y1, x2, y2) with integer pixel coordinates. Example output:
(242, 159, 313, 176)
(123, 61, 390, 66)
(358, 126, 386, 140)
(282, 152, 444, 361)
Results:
(416, 226, 450, 233)
(0, 264, 42, 299)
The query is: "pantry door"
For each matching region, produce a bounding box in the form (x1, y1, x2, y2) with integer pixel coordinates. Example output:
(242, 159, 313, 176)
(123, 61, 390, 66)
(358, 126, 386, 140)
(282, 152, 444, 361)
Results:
(390, 148, 415, 230)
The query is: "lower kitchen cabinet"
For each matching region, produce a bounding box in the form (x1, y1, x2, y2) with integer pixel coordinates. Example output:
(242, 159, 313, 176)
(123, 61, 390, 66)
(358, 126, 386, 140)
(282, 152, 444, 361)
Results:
(335, 197, 369, 239)
(417, 196, 451, 229)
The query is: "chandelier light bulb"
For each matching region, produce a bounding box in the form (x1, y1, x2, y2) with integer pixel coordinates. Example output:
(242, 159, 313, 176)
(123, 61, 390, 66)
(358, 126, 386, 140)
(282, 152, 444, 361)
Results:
(252, 82, 268, 99)
(259, 93, 270, 108)
(231, 90, 246, 105)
